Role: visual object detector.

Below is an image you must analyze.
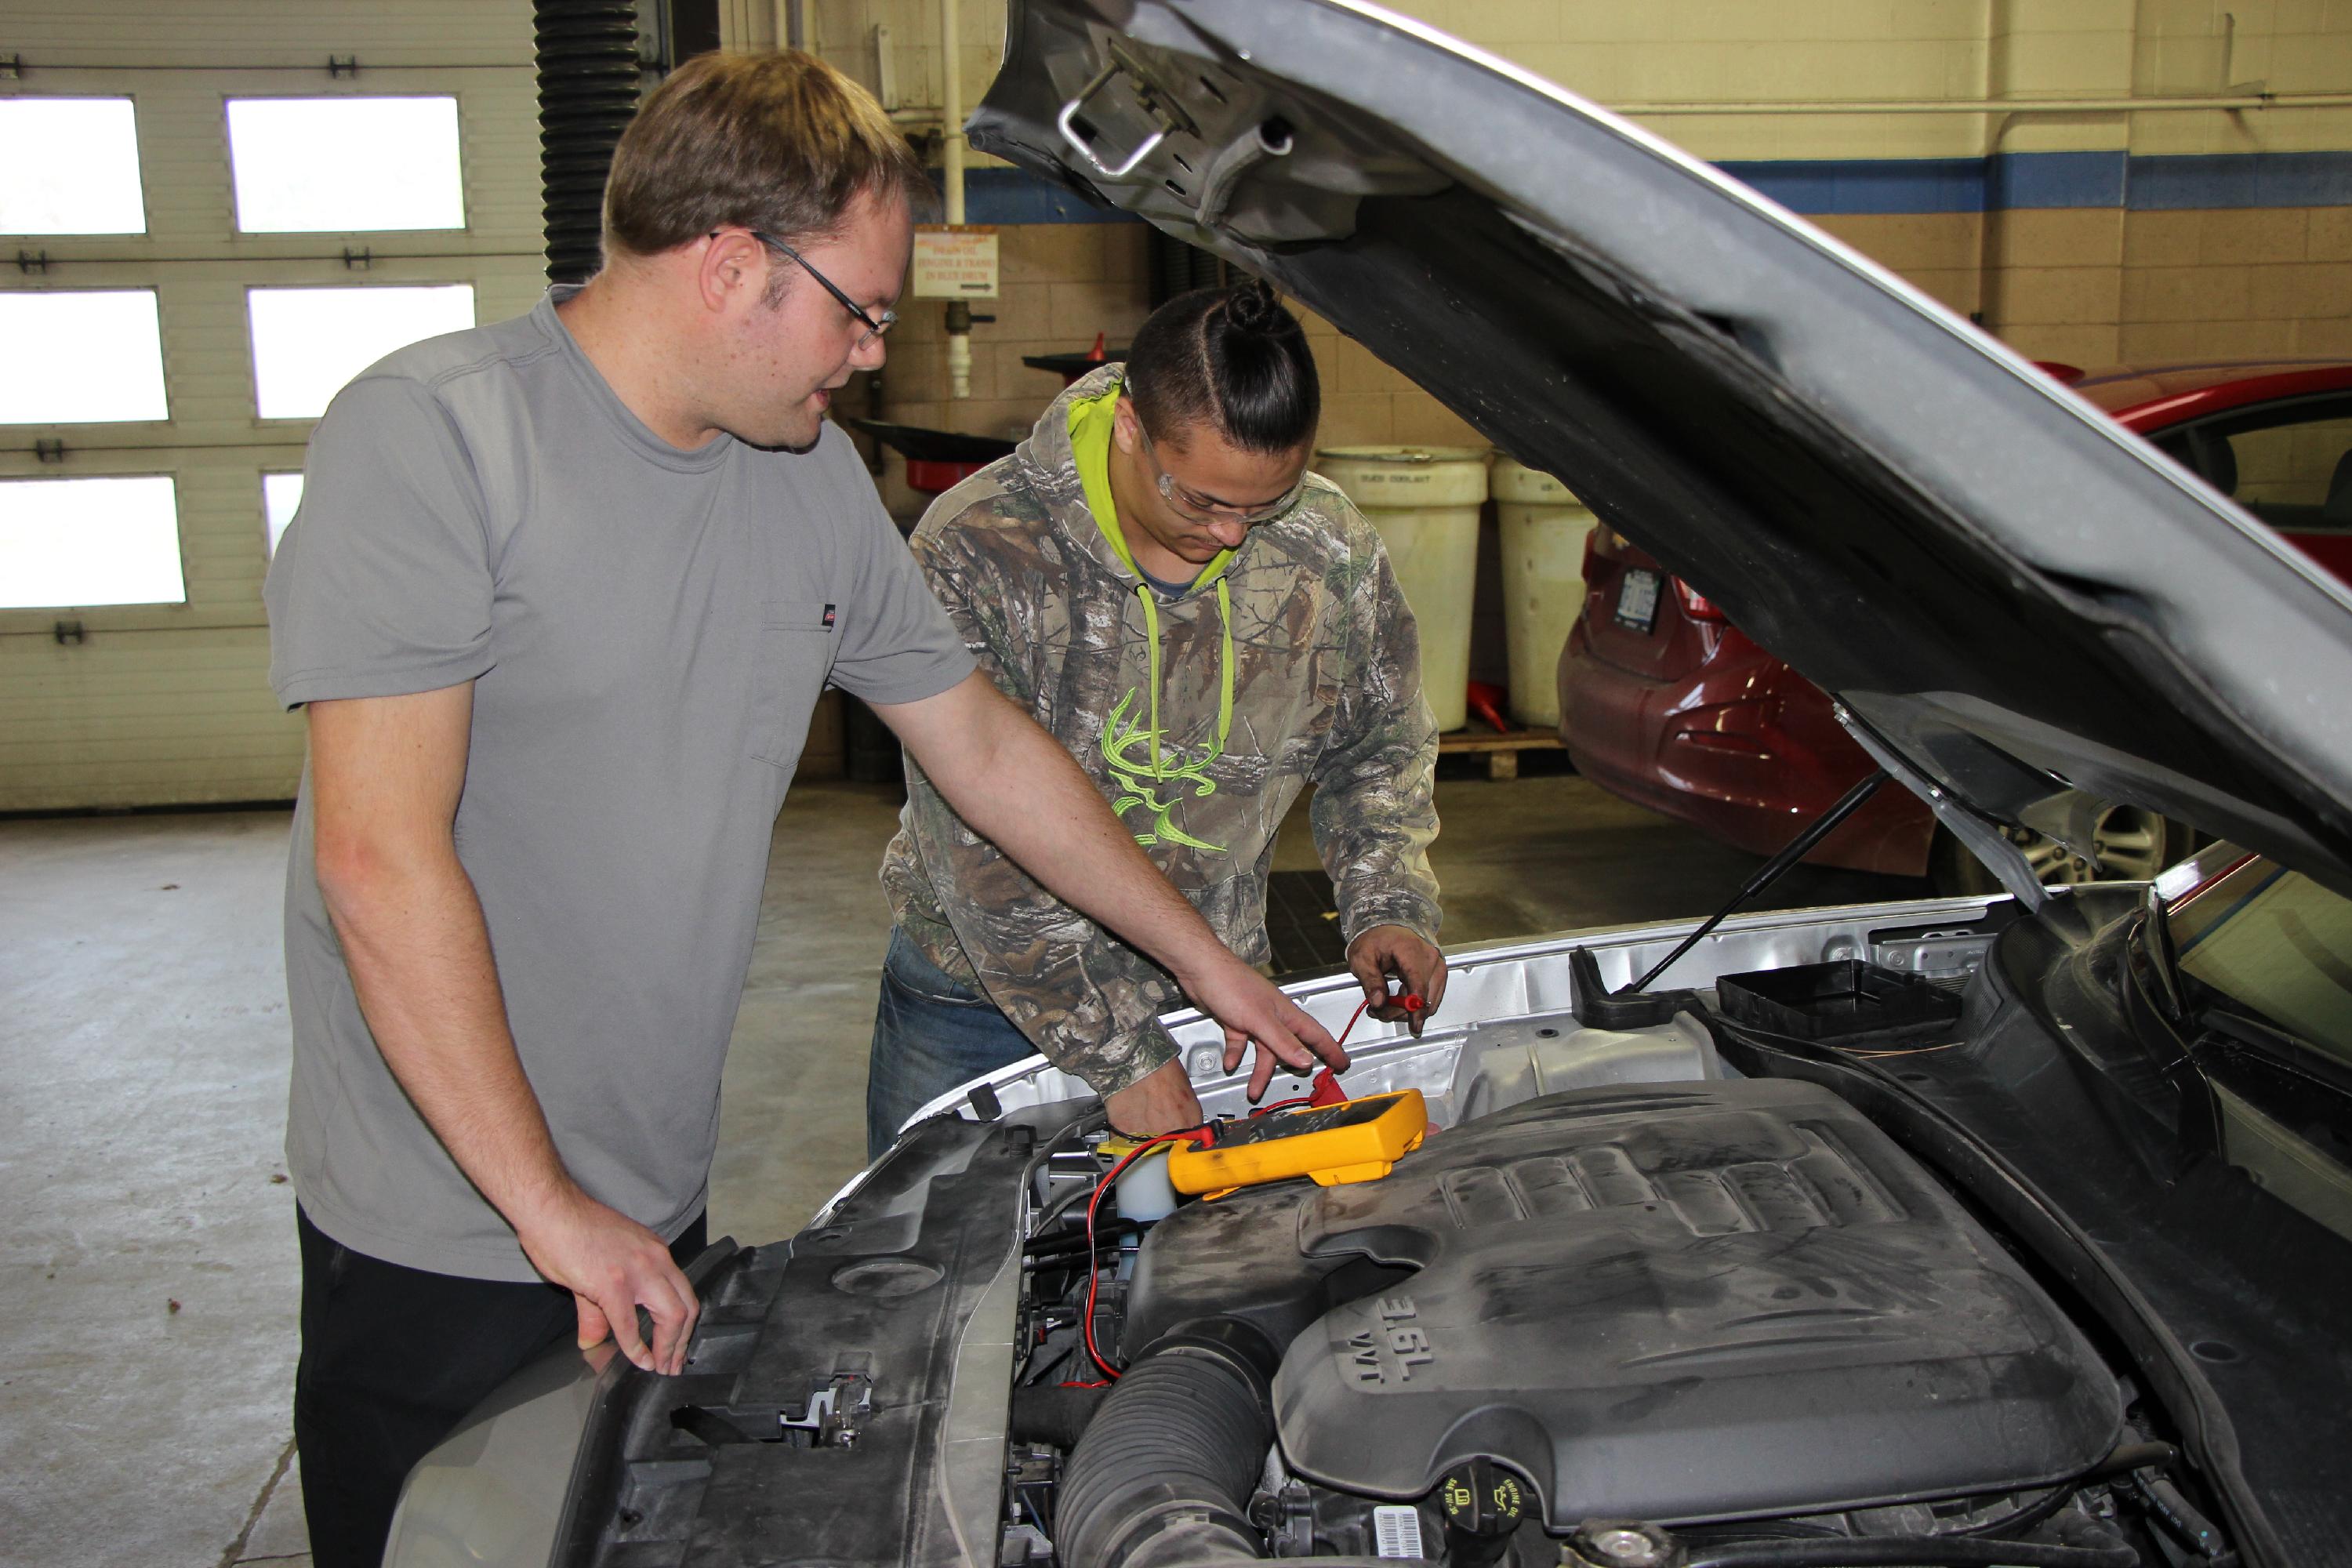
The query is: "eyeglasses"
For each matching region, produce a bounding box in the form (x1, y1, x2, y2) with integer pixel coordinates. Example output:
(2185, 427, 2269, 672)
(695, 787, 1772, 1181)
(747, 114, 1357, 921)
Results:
(1139, 427, 1307, 527)
(731, 227, 896, 348)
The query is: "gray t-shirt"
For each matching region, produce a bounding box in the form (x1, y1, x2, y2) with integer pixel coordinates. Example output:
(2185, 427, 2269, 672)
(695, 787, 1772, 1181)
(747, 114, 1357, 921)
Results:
(265, 290, 971, 1280)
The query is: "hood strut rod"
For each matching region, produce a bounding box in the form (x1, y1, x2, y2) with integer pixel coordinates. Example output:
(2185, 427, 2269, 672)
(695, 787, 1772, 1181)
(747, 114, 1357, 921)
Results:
(1624, 768, 1890, 996)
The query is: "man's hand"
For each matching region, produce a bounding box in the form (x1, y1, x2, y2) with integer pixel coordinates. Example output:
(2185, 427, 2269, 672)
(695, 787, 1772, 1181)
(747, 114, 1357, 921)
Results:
(1104, 1058, 1205, 1138)
(1348, 925, 1448, 1036)
(515, 1188, 701, 1377)
(1183, 951, 1350, 1101)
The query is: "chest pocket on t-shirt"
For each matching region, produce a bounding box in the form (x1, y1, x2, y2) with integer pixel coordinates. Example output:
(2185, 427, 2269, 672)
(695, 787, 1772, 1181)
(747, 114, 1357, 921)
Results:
(751, 597, 839, 768)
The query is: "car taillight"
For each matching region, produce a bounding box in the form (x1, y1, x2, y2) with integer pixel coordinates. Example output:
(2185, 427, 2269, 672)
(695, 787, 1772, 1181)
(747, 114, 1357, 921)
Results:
(1675, 578, 1724, 621)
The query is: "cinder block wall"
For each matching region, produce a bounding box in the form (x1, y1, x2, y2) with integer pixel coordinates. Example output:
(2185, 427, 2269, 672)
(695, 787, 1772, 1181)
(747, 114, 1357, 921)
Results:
(719, 0, 2352, 515)
(848, 224, 1157, 516)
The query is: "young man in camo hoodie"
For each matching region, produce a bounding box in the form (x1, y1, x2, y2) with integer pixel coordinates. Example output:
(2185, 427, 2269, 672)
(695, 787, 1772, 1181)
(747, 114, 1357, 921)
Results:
(869, 279, 1445, 1152)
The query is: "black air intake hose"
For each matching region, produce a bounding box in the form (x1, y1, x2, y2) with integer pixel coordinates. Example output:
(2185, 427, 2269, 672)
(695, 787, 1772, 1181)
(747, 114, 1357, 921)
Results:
(1684, 1539, 2138, 1568)
(1054, 1319, 1279, 1568)
(1011, 1381, 1110, 1450)
(535, 0, 642, 284)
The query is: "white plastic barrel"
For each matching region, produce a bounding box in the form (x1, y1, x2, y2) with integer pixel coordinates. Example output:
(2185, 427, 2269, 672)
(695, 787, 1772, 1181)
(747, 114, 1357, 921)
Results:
(1316, 445, 1490, 731)
(1493, 457, 1599, 729)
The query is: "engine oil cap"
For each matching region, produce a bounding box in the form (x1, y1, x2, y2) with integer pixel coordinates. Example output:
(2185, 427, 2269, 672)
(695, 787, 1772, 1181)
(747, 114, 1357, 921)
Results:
(1439, 1457, 1526, 1537)
(1437, 1458, 1530, 1568)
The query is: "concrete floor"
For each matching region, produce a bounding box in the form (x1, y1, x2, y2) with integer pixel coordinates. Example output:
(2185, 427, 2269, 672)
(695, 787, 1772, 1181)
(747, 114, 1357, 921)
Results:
(0, 772, 1918, 1568)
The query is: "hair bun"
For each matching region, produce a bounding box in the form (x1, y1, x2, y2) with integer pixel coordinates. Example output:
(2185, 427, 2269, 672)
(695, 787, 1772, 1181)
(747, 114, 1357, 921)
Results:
(1221, 277, 1283, 335)
(1127, 277, 1319, 453)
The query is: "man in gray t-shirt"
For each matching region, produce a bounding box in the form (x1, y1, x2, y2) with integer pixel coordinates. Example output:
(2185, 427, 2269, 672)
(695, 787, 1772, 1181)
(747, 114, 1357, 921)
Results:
(270, 288, 971, 1279)
(263, 51, 1342, 1568)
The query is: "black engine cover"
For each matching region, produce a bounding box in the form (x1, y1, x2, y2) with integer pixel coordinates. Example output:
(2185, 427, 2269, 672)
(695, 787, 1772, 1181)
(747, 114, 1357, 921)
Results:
(1125, 1079, 2120, 1527)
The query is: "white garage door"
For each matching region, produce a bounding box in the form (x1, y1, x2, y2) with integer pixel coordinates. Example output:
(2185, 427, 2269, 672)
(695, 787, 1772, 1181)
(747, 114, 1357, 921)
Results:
(0, 0, 552, 809)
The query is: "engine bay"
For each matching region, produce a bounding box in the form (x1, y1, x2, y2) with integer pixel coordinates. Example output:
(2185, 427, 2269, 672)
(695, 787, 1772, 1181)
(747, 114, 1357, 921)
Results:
(996, 966, 2223, 1568)
(551, 897, 2304, 1568)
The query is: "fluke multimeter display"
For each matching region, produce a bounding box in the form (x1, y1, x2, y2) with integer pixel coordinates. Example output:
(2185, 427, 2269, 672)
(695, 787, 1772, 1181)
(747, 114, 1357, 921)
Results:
(1166, 1089, 1428, 1196)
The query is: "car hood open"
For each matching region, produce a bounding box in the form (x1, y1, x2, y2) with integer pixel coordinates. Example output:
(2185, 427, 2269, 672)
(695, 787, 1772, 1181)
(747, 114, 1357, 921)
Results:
(969, 0, 2352, 898)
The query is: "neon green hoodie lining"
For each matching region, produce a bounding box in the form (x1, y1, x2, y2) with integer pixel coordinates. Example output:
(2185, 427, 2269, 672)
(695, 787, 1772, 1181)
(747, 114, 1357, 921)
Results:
(1067, 384, 1236, 853)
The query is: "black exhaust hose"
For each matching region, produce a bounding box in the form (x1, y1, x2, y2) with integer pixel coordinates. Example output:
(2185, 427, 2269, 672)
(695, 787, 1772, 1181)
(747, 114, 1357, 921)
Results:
(1054, 1319, 1280, 1568)
(535, 0, 642, 284)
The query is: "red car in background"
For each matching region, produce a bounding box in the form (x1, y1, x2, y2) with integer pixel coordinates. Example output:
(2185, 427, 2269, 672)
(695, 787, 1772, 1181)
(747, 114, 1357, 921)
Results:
(1559, 359, 2352, 891)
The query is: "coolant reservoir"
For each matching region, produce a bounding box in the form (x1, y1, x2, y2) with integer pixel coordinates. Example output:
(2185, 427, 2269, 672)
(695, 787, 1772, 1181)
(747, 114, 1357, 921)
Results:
(1444, 1010, 1719, 1124)
(1101, 1139, 1179, 1221)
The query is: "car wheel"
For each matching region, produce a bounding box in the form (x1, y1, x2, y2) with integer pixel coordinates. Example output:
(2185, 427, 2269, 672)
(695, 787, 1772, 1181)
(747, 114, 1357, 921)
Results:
(1929, 804, 2183, 896)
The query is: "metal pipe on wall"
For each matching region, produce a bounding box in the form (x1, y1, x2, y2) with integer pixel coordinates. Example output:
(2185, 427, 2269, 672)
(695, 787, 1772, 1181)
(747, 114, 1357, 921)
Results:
(942, 0, 965, 223)
(942, 0, 971, 397)
(1613, 91, 2352, 114)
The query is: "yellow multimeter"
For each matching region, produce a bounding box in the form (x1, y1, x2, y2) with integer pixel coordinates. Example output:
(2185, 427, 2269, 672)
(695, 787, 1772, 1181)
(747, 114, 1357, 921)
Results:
(1165, 1089, 1429, 1196)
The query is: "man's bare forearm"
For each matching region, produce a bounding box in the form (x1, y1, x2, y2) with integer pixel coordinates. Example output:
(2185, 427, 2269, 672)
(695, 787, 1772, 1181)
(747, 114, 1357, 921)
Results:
(315, 846, 576, 1225)
(307, 688, 581, 1230)
(306, 688, 697, 1370)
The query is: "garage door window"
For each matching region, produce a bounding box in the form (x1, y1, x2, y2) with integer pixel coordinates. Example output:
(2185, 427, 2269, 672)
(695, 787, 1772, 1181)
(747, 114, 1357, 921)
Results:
(227, 97, 466, 234)
(0, 98, 147, 235)
(263, 472, 304, 556)
(246, 285, 475, 419)
(0, 475, 184, 608)
(0, 290, 169, 424)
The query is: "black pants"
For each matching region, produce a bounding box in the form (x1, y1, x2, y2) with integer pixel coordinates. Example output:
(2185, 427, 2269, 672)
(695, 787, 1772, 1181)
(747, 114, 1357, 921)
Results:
(293, 1205, 707, 1568)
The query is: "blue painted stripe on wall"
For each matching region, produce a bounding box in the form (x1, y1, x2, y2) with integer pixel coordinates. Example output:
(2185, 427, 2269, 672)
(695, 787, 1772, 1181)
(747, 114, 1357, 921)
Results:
(956, 149, 2352, 224)
(1714, 156, 1993, 213)
(1998, 150, 2132, 210)
(1716, 151, 2137, 212)
(946, 167, 1141, 223)
(2128, 151, 2352, 209)
(1718, 151, 2352, 214)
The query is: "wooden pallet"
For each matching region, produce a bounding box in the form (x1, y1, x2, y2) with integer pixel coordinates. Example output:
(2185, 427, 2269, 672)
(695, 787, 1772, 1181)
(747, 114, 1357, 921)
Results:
(1437, 726, 1564, 780)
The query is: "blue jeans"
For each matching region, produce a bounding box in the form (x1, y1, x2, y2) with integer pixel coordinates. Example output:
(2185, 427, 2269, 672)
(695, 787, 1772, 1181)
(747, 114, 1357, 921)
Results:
(866, 927, 1039, 1159)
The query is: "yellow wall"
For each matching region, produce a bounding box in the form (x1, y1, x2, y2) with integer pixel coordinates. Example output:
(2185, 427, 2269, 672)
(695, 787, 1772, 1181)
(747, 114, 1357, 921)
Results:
(734, 0, 2352, 161)
(710, 1, 2352, 513)
(2115, 207, 2352, 361)
(855, 224, 1156, 515)
(858, 201, 2350, 515)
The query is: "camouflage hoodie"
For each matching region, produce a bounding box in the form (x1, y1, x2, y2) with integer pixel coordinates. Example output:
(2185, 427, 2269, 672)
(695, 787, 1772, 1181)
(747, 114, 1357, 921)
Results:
(879, 365, 1440, 1092)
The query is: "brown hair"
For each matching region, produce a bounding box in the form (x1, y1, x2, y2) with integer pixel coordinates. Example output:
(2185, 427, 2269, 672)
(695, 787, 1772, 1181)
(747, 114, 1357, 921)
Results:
(601, 49, 929, 263)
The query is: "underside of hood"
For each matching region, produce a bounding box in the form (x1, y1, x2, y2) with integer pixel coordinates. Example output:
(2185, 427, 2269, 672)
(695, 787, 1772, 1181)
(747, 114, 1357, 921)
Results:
(969, 0, 2352, 896)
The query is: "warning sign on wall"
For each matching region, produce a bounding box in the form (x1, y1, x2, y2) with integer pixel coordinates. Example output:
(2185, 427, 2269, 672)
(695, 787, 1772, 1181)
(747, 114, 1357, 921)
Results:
(912, 225, 1000, 299)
